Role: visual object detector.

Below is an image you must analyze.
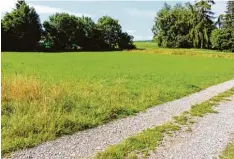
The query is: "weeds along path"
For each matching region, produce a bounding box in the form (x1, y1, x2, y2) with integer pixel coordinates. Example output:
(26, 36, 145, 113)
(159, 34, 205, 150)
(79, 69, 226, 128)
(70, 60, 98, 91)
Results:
(8, 79, 234, 159)
(149, 95, 234, 159)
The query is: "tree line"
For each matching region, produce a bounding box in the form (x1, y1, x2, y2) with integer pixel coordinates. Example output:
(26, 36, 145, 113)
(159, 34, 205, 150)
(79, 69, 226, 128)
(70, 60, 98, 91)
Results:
(152, 0, 234, 52)
(1, 0, 135, 51)
(2, 0, 234, 52)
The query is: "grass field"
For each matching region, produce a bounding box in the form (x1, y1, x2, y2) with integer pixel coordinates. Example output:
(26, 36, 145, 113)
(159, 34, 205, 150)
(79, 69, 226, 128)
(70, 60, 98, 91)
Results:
(2, 45, 234, 154)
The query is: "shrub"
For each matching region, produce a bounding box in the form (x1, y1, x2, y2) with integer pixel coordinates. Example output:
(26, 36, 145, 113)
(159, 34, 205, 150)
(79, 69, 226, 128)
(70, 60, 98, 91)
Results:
(211, 29, 234, 52)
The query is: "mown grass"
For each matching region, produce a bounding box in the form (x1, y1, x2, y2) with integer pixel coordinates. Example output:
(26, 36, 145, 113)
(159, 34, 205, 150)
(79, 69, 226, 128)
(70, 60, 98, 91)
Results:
(95, 88, 234, 159)
(2, 51, 234, 154)
(220, 142, 234, 159)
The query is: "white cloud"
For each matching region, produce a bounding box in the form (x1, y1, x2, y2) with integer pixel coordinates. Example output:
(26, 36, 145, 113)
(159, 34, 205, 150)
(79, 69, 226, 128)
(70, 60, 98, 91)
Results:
(1, 0, 92, 17)
(212, 1, 227, 16)
(0, 0, 15, 13)
(147, 36, 153, 40)
(99, 9, 107, 14)
(126, 29, 136, 34)
(28, 4, 92, 17)
(132, 34, 153, 41)
(133, 35, 144, 41)
(125, 8, 156, 17)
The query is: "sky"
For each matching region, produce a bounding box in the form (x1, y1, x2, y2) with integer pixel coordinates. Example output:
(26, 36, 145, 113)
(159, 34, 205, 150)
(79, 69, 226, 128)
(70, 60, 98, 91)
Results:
(0, 0, 228, 41)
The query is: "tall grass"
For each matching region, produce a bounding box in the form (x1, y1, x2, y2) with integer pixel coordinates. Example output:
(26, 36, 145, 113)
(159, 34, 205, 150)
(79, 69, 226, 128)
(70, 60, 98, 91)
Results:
(1, 75, 165, 154)
(2, 51, 234, 154)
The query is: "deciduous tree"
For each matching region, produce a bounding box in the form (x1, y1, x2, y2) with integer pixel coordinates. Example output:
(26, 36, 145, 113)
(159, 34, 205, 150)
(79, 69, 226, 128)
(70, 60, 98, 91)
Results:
(2, 0, 42, 51)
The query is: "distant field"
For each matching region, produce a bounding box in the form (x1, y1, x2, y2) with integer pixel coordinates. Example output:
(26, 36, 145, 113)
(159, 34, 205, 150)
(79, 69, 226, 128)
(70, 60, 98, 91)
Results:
(2, 51, 234, 154)
(134, 41, 234, 55)
(134, 41, 158, 49)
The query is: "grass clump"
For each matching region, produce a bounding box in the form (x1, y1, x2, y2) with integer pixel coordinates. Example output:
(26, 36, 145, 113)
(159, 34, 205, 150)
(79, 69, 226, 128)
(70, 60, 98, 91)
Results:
(220, 142, 234, 159)
(190, 101, 217, 117)
(95, 123, 180, 159)
(190, 88, 234, 117)
(173, 112, 190, 125)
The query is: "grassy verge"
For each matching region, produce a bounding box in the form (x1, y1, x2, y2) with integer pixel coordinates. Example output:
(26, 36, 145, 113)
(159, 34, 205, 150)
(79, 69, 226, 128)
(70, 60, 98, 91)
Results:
(220, 142, 234, 159)
(95, 88, 234, 159)
(2, 52, 234, 154)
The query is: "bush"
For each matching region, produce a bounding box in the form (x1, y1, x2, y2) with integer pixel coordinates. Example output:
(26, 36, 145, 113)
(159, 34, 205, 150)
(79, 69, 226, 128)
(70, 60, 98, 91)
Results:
(118, 32, 136, 50)
(211, 29, 234, 52)
(1, 1, 135, 52)
(175, 35, 192, 48)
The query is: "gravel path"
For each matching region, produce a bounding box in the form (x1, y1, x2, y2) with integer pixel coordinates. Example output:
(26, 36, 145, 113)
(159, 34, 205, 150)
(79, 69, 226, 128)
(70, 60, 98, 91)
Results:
(149, 95, 234, 159)
(8, 79, 234, 159)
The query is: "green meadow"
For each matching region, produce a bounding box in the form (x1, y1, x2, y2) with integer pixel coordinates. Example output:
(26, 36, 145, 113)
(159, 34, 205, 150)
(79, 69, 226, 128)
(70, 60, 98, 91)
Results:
(2, 45, 234, 154)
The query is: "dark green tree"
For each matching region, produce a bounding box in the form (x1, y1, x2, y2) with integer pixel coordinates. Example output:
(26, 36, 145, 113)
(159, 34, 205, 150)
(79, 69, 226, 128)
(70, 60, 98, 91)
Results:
(1, 22, 8, 51)
(118, 32, 135, 50)
(43, 13, 85, 50)
(153, 1, 216, 49)
(2, 0, 42, 51)
(97, 16, 122, 50)
(152, 3, 192, 48)
(152, 3, 171, 47)
(2, 0, 135, 51)
(223, 1, 234, 28)
(191, 0, 215, 48)
(211, 1, 234, 52)
(211, 28, 234, 51)
(79, 17, 100, 50)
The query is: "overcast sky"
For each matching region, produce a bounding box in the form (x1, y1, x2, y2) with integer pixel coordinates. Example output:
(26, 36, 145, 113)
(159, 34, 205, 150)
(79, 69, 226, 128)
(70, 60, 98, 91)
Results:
(1, 0, 228, 40)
